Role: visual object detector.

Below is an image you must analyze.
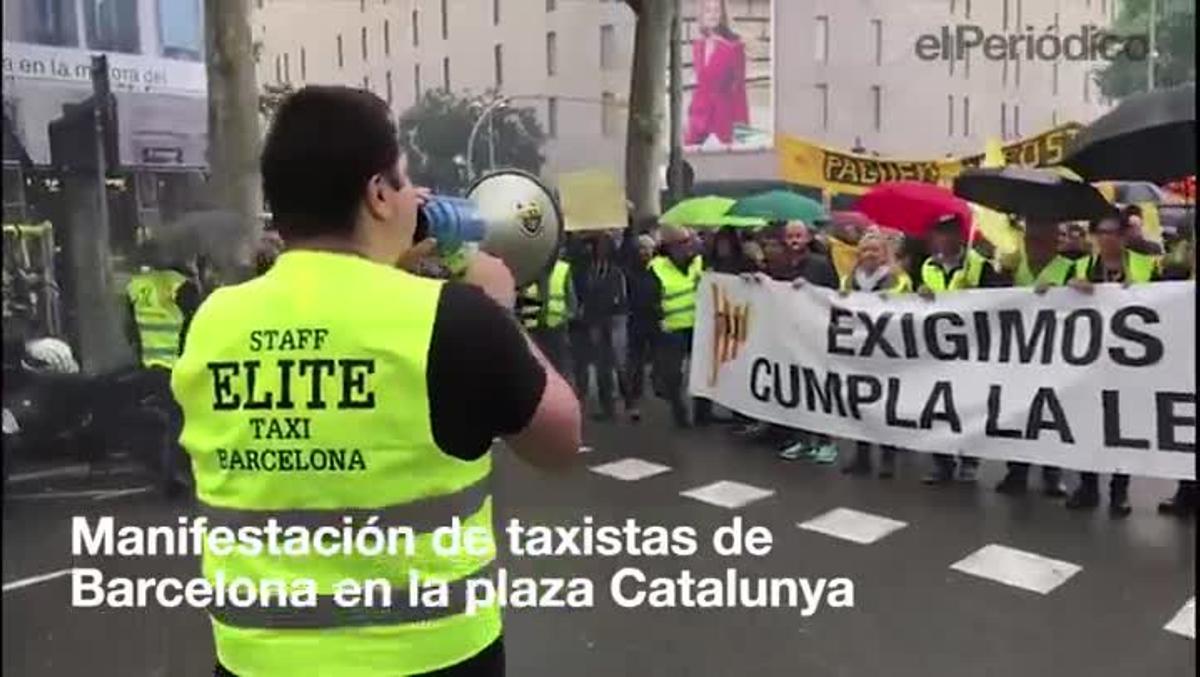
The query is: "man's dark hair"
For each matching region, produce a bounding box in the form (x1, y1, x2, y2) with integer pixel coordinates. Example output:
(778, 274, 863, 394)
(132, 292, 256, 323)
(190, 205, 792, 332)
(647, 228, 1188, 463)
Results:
(261, 86, 401, 240)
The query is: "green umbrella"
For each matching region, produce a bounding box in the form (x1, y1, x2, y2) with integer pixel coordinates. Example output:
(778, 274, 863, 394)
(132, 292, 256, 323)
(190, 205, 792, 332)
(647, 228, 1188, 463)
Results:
(660, 196, 767, 228)
(729, 190, 828, 224)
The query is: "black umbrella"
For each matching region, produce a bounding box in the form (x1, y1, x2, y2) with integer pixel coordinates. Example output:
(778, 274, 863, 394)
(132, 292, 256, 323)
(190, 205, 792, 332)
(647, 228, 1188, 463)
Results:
(953, 166, 1115, 222)
(1063, 82, 1196, 183)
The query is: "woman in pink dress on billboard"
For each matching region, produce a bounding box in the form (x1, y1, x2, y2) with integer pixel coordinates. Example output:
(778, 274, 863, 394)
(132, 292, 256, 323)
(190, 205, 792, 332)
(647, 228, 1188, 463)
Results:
(685, 0, 750, 147)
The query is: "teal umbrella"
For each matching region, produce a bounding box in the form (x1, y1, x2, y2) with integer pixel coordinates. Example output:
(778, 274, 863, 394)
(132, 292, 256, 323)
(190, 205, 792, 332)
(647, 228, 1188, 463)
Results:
(660, 196, 767, 228)
(729, 190, 828, 224)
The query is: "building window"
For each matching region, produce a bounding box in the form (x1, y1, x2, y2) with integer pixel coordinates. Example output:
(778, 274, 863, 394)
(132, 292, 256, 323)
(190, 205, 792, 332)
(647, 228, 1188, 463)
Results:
(158, 0, 203, 61)
(18, 0, 78, 46)
(386, 70, 393, 105)
(441, 0, 449, 40)
(384, 20, 391, 56)
(283, 52, 290, 83)
(948, 95, 955, 136)
(965, 0, 972, 20)
(547, 0, 556, 11)
(871, 85, 882, 131)
(816, 83, 829, 130)
(1084, 72, 1091, 102)
(360, 0, 365, 11)
(1014, 104, 1020, 136)
(412, 10, 420, 46)
(871, 19, 882, 66)
(300, 48, 307, 80)
(442, 57, 451, 90)
(814, 16, 829, 63)
(337, 34, 344, 68)
(361, 26, 368, 60)
(1052, 109, 1058, 126)
(1014, 54, 1021, 87)
(1000, 102, 1008, 139)
(601, 91, 616, 137)
(275, 55, 282, 83)
(962, 95, 970, 136)
(547, 97, 558, 138)
(600, 25, 616, 70)
(1052, 62, 1059, 95)
(1002, 0, 1009, 30)
(494, 44, 504, 88)
(493, 0, 501, 25)
(1002, 56, 1008, 86)
(363, 75, 370, 92)
(414, 63, 422, 100)
(85, 0, 140, 53)
(964, 46, 970, 79)
(546, 32, 558, 75)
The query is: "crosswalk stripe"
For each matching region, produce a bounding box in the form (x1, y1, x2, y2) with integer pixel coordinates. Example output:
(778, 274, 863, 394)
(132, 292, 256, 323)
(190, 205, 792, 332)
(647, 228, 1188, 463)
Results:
(1164, 598, 1195, 639)
(950, 544, 1082, 595)
(798, 507, 908, 545)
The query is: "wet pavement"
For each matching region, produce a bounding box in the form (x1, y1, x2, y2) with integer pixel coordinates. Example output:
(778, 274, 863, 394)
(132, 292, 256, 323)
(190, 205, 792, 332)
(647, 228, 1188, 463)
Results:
(3, 404, 1195, 676)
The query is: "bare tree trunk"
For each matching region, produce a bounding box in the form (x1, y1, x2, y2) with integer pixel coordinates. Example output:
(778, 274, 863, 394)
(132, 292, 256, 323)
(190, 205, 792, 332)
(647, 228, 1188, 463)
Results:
(624, 0, 674, 221)
(205, 0, 262, 275)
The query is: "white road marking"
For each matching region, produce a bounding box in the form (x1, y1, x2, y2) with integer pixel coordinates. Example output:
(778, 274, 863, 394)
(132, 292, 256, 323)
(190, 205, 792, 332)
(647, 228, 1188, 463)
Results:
(680, 480, 775, 509)
(950, 544, 1082, 595)
(1164, 598, 1195, 639)
(5, 486, 153, 501)
(589, 458, 671, 481)
(2, 568, 76, 593)
(92, 486, 154, 501)
(5, 464, 92, 483)
(578, 445, 595, 454)
(798, 507, 908, 545)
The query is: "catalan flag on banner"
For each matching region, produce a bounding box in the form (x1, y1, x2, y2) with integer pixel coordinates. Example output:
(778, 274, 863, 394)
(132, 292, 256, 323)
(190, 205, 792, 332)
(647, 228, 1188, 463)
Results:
(710, 283, 750, 387)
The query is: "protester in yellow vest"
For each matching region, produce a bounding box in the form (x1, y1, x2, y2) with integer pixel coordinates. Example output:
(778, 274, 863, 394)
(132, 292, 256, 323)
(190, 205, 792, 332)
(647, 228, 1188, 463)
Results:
(124, 241, 201, 497)
(171, 86, 581, 677)
(1063, 213, 1159, 518)
(917, 214, 1006, 485)
(649, 225, 707, 427)
(993, 219, 1091, 499)
(838, 229, 912, 479)
(517, 254, 574, 374)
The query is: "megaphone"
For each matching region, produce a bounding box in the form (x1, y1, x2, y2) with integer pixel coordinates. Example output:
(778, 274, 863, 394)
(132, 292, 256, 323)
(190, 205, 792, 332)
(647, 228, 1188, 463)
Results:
(415, 169, 564, 287)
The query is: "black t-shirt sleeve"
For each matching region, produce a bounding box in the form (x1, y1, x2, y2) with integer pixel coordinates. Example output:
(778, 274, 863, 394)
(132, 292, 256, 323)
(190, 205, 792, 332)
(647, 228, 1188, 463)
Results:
(427, 282, 548, 461)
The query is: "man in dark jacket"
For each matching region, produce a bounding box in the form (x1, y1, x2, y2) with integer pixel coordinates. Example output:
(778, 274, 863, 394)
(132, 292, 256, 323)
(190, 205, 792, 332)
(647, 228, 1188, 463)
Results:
(572, 232, 627, 421)
(622, 234, 660, 422)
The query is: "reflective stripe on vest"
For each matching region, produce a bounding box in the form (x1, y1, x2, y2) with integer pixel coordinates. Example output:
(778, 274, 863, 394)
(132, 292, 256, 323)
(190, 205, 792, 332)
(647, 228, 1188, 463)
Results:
(170, 250, 500, 676)
(651, 255, 701, 332)
(545, 260, 570, 329)
(839, 271, 913, 293)
(126, 269, 186, 369)
(921, 250, 987, 291)
(518, 284, 540, 330)
(1012, 255, 1086, 287)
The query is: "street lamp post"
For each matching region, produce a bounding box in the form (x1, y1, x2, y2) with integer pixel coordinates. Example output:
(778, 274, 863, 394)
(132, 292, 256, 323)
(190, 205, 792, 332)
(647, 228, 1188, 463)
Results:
(466, 96, 510, 184)
(1147, 0, 1157, 91)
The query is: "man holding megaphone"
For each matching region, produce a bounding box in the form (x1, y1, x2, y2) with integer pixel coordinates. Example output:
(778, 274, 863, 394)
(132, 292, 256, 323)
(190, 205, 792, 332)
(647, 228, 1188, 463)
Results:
(171, 86, 581, 677)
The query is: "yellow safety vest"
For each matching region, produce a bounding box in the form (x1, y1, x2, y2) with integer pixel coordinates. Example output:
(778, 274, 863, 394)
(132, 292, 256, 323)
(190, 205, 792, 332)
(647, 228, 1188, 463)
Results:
(920, 249, 988, 292)
(545, 259, 570, 329)
(518, 283, 541, 331)
(1086, 250, 1158, 283)
(1011, 254, 1087, 287)
(650, 255, 703, 332)
(171, 251, 499, 677)
(839, 270, 913, 293)
(126, 269, 187, 369)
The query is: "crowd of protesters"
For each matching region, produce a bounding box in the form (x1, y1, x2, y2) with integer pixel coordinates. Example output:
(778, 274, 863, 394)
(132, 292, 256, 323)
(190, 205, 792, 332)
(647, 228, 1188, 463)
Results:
(516, 204, 1196, 520)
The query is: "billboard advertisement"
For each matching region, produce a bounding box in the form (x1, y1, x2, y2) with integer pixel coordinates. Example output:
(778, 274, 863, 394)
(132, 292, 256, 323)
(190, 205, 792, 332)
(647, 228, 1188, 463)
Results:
(678, 0, 774, 153)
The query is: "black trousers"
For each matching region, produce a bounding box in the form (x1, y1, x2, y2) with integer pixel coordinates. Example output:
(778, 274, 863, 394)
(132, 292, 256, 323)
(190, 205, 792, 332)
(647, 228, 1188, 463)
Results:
(530, 327, 567, 376)
(1076, 472, 1130, 499)
(1004, 462, 1062, 484)
(570, 320, 618, 414)
(622, 322, 657, 406)
(216, 637, 505, 676)
(653, 329, 711, 423)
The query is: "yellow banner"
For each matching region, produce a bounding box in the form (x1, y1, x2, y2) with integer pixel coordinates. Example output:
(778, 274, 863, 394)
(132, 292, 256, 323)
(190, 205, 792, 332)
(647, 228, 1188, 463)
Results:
(558, 169, 628, 232)
(777, 123, 1084, 196)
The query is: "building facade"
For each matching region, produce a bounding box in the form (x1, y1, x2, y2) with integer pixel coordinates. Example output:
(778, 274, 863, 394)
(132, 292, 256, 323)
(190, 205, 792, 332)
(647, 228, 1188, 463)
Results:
(256, 0, 1118, 187)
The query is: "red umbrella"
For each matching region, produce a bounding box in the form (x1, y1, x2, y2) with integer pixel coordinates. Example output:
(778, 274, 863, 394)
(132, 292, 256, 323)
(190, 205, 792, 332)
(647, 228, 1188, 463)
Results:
(854, 181, 973, 240)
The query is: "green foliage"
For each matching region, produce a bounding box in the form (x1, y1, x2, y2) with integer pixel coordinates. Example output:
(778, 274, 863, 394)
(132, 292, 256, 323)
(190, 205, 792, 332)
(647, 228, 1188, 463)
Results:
(397, 89, 546, 195)
(258, 82, 294, 120)
(1096, 0, 1195, 100)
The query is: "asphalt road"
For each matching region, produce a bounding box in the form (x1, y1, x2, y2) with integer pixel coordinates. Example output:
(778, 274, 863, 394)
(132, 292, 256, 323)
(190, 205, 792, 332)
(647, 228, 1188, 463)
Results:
(3, 405, 1195, 676)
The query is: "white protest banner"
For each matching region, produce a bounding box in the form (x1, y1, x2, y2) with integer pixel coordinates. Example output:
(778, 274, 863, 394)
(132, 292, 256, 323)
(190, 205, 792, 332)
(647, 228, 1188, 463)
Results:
(690, 274, 1196, 480)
